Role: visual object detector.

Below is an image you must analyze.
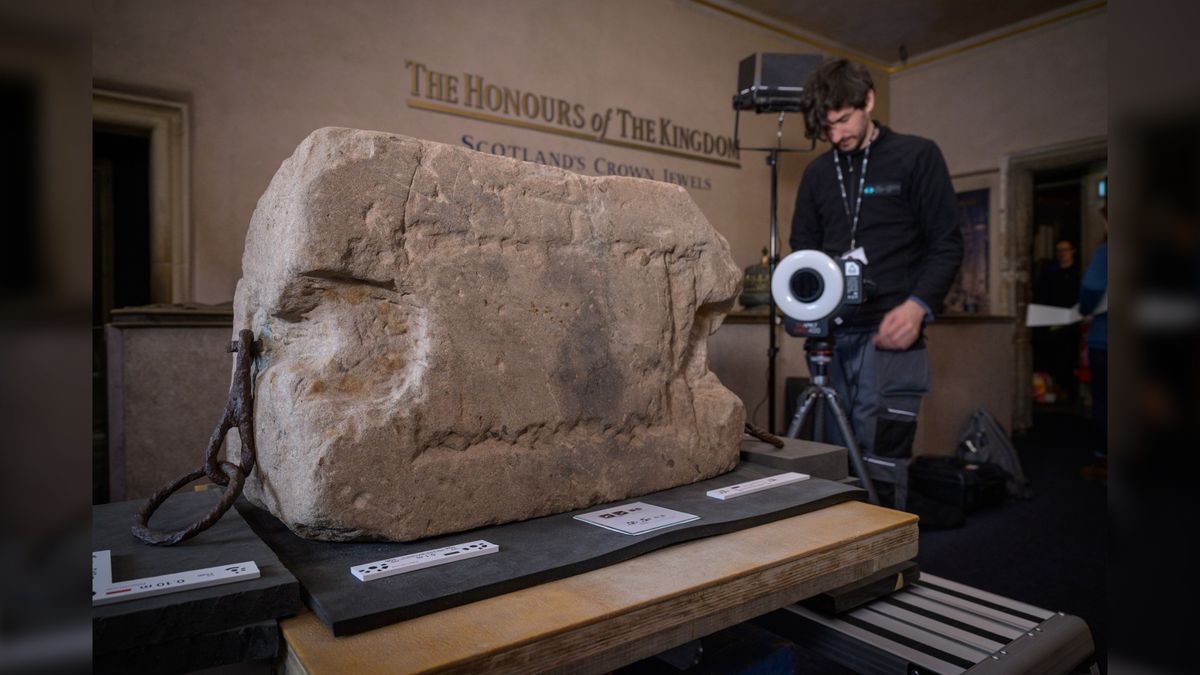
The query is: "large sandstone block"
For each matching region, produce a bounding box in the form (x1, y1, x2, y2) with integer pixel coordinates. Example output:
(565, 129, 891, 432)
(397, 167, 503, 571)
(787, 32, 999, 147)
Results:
(232, 127, 744, 541)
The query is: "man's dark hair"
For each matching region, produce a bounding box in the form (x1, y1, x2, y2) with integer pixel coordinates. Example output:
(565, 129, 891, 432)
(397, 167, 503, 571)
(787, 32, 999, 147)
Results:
(799, 58, 875, 142)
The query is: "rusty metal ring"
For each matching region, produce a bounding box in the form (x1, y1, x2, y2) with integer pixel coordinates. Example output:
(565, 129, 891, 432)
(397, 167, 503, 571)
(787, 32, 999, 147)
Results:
(744, 422, 786, 448)
(202, 423, 234, 487)
(203, 329, 258, 486)
(132, 461, 245, 546)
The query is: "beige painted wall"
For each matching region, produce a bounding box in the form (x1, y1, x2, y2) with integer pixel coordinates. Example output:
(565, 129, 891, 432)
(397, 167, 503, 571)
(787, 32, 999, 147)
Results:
(97, 0, 1080, 460)
(93, 0, 888, 304)
(886, 7, 1106, 435)
(889, 8, 1107, 176)
(889, 5, 1107, 320)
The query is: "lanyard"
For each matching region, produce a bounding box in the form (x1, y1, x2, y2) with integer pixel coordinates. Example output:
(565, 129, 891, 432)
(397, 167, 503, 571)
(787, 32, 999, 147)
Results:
(833, 144, 870, 250)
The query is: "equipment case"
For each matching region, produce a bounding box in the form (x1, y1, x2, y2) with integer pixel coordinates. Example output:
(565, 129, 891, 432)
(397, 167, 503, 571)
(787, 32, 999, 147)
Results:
(909, 457, 1008, 514)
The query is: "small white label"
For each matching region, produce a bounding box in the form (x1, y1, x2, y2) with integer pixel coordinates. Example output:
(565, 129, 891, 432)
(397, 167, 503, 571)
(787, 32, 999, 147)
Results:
(351, 540, 499, 582)
(574, 502, 699, 535)
(706, 472, 810, 500)
(92, 550, 112, 594)
(842, 246, 869, 265)
(93, 561, 260, 607)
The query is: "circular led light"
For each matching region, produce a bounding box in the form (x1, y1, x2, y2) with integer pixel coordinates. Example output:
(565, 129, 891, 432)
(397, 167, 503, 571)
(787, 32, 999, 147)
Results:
(771, 250, 844, 321)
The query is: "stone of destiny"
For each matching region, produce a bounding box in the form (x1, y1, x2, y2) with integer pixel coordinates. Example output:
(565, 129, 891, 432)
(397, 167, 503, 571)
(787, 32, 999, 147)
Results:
(232, 128, 744, 541)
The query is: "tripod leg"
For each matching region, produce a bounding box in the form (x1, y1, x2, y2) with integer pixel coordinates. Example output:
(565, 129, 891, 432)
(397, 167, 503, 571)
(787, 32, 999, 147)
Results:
(824, 388, 880, 505)
(787, 388, 822, 438)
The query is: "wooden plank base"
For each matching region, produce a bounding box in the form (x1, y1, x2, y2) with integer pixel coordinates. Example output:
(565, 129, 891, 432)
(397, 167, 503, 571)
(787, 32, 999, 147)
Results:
(281, 501, 917, 675)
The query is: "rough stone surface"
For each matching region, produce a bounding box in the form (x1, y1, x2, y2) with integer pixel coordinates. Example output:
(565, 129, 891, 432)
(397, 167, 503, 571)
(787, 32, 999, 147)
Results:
(232, 127, 744, 542)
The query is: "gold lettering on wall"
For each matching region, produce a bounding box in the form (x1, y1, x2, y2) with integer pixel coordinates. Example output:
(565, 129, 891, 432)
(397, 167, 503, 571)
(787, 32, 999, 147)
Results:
(404, 60, 740, 169)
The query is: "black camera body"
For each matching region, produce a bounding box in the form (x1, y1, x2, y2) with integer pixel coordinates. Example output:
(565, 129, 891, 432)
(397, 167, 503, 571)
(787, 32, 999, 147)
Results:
(771, 250, 865, 338)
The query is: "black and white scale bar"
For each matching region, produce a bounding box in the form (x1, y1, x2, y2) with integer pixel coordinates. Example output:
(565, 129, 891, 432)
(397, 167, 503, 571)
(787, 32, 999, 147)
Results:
(93, 561, 260, 607)
(93, 550, 112, 594)
(573, 503, 700, 535)
(351, 541, 498, 582)
(706, 472, 810, 500)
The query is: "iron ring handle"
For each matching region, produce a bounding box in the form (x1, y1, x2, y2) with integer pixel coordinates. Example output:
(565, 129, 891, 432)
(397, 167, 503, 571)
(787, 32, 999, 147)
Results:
(132, 461, 245, 546)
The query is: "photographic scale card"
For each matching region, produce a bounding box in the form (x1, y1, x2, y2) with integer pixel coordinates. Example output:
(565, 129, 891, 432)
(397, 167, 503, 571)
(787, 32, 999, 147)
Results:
(574, 502, 699, 535)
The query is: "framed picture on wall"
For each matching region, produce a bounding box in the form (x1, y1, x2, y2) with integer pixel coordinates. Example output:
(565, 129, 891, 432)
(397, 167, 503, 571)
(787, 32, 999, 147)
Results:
(945, 171, 1001, 314)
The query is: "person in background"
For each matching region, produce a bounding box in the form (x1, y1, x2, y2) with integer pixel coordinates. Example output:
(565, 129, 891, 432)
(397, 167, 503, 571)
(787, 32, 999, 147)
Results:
(1079, 206, 1108, 479)
(1034, 238, 1082, 402)
(789, 57, 963, 460)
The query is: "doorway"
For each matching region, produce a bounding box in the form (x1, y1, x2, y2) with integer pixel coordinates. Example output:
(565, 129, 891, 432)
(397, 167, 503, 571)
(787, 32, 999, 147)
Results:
(92, 90, 190, 503)
(93, 127, 152, 503)
(1004, 138, 1106, 433)
(1029, 164, 1106, 419)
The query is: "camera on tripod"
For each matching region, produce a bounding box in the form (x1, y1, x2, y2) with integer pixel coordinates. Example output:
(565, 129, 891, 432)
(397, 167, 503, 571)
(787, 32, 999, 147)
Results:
(771, 250, 866, 338)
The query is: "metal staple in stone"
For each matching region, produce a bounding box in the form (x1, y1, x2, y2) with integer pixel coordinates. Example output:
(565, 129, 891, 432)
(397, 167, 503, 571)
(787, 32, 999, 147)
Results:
(132, 329, 260, 546)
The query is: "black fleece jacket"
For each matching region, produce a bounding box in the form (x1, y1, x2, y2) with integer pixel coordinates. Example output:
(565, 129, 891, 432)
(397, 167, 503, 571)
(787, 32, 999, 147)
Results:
(789, 124, 963, 331)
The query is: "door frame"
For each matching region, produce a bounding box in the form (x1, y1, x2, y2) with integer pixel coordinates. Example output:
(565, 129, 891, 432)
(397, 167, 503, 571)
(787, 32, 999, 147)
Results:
(93, 90, 190, 303)
(1003, 135, 1107, 431)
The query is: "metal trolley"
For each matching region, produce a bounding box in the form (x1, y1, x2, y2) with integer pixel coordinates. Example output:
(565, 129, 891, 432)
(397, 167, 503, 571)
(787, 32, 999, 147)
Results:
(758, 572, 1097, 674)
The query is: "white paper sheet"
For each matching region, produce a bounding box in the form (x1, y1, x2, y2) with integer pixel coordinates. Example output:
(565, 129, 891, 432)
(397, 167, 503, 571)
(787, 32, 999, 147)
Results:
(1025, 303, 1083, 327)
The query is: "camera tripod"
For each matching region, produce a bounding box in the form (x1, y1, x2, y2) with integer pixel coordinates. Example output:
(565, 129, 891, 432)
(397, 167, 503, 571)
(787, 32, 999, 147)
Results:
(785, 337, 880, 504)
(731, 106, 815, 432)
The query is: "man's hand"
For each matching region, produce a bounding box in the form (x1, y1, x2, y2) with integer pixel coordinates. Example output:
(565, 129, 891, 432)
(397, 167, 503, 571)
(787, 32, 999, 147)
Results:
(874, 299, 926, 350)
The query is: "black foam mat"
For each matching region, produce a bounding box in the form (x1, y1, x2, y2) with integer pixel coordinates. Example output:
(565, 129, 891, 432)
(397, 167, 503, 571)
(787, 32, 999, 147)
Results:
(238, 463, 864, 636)
(93, 490, 301, 655)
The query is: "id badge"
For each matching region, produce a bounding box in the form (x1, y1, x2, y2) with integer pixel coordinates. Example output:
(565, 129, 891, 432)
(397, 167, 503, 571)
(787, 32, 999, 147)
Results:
(841, 246, 869, 265)
(840, 248, 866, 303)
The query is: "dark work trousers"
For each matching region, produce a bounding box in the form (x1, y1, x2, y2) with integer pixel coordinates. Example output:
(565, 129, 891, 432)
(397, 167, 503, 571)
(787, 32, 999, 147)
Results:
(813, 331, 931, 458)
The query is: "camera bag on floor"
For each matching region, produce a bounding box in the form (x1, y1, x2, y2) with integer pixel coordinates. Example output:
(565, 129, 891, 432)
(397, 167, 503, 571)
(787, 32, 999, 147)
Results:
(956, 408, 1032, 499)
(904, 484, 965, 529)
(861, 456, 963, 529)
(909, 456, 1008, 517)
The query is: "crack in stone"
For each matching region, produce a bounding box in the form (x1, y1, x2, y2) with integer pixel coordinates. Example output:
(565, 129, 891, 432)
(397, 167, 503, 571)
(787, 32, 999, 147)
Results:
(300, 269, 397, 292)
(416, 416, 650, 455)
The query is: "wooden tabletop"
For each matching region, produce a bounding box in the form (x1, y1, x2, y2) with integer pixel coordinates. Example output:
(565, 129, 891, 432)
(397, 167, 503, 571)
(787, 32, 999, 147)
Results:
(281, 500, 917, 675)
